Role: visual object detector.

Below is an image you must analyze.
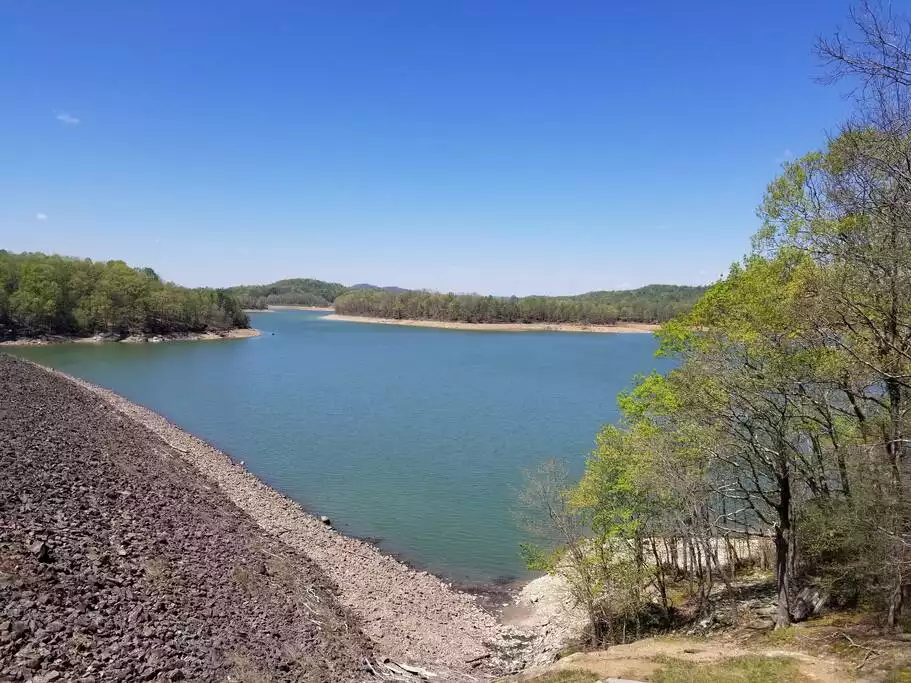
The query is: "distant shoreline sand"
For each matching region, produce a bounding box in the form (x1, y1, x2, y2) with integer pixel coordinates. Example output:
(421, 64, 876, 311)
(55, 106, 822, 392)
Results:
(266, 305, 335, 312)
(323, 314, 659, 334)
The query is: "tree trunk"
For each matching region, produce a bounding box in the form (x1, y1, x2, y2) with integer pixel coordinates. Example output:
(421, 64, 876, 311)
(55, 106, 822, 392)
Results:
(774, 471, 792, 629)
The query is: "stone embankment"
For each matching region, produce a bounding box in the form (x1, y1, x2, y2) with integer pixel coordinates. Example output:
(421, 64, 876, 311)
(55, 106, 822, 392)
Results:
(0, 354, 370, 681)
(1, 355, 535, 681)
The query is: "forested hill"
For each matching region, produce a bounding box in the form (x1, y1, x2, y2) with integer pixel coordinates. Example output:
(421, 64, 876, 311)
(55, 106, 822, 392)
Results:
(225, 279, 410, 308)
(0, 251, 249, 341)
(334, 284, 708, 324)
(225, 278, 350, 309)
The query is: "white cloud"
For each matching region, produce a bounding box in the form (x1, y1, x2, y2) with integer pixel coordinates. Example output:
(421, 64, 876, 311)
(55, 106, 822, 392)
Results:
(35, 213, 48, 221)
(55, 111, 81, 125)
(776, 148, 794, 164)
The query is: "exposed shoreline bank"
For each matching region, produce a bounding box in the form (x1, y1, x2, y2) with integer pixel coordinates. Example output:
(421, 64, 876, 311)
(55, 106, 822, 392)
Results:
(1, 355, 373, 681)
(265, 304, 335, 311)
(324, 313, 660, 334)
(26, 359, 532, 678)
(0, 327, 261, 347)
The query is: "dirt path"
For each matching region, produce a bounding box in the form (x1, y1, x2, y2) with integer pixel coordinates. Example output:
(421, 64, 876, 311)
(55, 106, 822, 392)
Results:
(510, 635, 854, 682)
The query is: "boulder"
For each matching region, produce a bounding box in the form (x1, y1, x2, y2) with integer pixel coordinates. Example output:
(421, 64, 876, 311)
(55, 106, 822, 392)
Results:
(29, 540, 51, 563)
(791, 587, 827, 622)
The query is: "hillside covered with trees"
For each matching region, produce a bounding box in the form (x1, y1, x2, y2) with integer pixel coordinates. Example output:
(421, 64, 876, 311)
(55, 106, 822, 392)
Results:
(225, 278, 349, 309)
(521, 3, 911, 647)
(334, 284, 707, 324)
(226, 279, 412, 309)
(0, 251, 249, 341)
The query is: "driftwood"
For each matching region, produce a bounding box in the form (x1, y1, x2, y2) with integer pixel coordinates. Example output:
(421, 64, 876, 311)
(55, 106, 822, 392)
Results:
(839, 632, 884, 670)
(364, 656, 440, 680)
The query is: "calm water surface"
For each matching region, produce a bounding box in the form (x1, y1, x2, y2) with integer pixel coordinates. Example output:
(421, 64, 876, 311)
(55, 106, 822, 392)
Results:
(8, 311, 670, 582)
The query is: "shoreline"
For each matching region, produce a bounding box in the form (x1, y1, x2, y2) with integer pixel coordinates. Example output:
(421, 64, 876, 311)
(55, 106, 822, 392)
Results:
(27, 359, 532, 677)
(0, 327, 261, 347)
(324, 313, 659, 334)
(265, 304, 335, 312)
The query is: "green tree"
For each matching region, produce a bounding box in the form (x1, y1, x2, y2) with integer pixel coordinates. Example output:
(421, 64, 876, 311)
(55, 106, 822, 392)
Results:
(0, 251, 249, 341)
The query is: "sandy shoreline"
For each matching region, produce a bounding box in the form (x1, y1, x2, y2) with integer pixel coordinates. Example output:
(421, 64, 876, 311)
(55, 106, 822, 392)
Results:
(28, 361, 531, 678)
(266, 305, 335, 312)
(324, 314, 659, 334)
(0, 327, 261, 347)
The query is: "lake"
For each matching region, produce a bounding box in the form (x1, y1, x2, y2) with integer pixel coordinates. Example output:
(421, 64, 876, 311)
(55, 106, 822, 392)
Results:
(7, 311, 670, 583)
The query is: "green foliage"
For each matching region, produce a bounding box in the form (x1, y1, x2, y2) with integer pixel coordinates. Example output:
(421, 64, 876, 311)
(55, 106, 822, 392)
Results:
(335, 285, 708, 325)
(796, 495, 895, 610)
(522, 3, 911, 641)
(519, 543, 554, 572)
(885, 667, 911, 683)
(225, 278, 349, 309)
(0, 250, 248, 340)
(550, 125, 911, 636)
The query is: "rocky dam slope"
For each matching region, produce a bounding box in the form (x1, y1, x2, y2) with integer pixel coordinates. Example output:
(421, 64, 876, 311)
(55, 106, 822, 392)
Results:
(0, 354, 530, 681)
(0, 354, 374, 681)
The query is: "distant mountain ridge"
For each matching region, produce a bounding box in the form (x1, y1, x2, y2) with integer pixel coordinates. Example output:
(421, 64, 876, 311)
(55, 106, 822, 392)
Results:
(225, 279, 412, 309)
(350, 283, 411, 294)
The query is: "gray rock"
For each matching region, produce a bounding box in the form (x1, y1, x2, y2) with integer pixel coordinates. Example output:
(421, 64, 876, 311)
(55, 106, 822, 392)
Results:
(320, 515, 331, 525)
(29, 540, 51, 563)
(791, 587, 827, 622)
(28, 673, 61, 683)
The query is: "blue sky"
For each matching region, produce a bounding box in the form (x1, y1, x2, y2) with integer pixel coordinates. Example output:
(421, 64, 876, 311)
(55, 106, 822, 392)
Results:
(2, 1, 854, 294)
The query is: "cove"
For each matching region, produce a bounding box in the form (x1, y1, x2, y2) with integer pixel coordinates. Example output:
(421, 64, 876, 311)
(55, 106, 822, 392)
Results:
(7, 310, 671, 583)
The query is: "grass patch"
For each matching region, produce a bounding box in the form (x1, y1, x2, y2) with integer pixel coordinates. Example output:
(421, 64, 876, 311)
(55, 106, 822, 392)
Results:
(651, 655, 804, 683)
(519, 670, 599, 683)
(763, 625, 799, 645)
(807, 609, 874, 628)
(666, 586, 691, 607)
(884, 667, 911, 683)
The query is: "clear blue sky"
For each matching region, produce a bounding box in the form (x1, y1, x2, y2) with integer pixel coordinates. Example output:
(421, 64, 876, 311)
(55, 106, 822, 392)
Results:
(2, 1, 855, 294)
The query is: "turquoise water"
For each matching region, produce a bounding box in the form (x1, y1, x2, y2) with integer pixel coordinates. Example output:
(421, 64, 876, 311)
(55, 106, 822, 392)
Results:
(7, 311, 670, 582)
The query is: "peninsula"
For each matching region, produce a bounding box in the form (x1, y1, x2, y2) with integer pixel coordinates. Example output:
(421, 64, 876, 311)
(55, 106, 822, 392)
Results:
(324, 313, 659, 333)
(0, 251, 251, 344)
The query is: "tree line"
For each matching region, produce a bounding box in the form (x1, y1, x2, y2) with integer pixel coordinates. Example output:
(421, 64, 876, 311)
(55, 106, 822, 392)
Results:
(226, 278, 349, 309)
(0, 251, 249, 340)
(521, 2, 911, 643)
(334, 285, 707, 325)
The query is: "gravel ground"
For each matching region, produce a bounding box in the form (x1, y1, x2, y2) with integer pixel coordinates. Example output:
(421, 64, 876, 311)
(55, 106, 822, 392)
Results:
(2, 355, 535, 681)
(0, 354, 373, 682)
